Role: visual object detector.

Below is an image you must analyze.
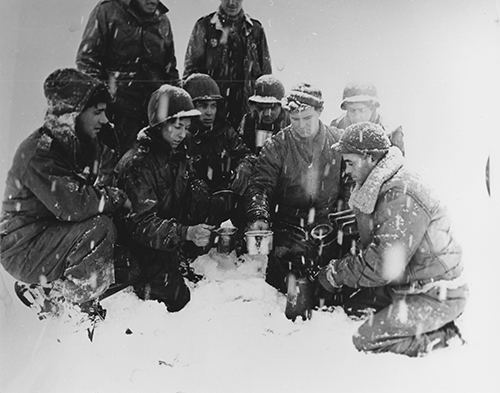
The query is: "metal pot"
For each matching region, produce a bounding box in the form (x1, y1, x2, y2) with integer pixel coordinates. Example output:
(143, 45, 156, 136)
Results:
(255, 129, 274, 147)
(244, 230, 273, 255)
(214, 226, 238, 254)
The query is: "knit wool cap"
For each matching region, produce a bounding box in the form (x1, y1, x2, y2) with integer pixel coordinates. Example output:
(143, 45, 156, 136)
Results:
(282, 82, 323, 112)
(340, 82, 380, 110)
(183, 73, 223, 102)
(44, 68, 104, 116)
(147, 84, 201, 127)
(335, 122, 391, 155)
(249, 74, 285, 104)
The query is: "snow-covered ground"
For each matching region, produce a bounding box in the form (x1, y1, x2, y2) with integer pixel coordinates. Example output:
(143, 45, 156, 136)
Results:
(1, 1, 500, 392)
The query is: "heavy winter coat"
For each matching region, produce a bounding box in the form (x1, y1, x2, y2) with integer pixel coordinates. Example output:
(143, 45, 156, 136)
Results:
(239, 109, 290, 154)
(188, 120, 252, 192)
(332, 147, 463, 289)
(184, 8, 272, 127)
(0, 100, 126, 284)
(246, 122, 345, 230)
(116, 129, 210, 251)
(76, 0, 179, 115)
(330, 113, 405, 155)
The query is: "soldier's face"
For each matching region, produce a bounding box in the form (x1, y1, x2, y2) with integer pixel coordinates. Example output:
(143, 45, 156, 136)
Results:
(76, 103, 108, 140)
(342, 153, 375, 186)
(345, 103, 374, 125)
(134, 0, 159, 14)
(254, 103, 281, 125)
(195, 100, 218, 127)
(289, 106, 321, 138)
(220, 0, 243, 16)
(161, 117, 191, 149)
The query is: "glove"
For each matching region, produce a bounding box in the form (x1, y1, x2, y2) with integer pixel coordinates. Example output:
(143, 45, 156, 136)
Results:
(317, 259, 341, 292)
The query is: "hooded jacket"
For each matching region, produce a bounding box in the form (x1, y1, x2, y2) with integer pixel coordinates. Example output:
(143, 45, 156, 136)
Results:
(332, 147, 463, 289)
(116, 129, 210, 251)
(0, 72, 126, 281)
(183, 8, 272, 126)
(76, 0, 179, 114)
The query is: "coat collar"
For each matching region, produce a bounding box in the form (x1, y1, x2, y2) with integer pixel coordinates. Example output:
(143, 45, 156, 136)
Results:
(349, 146, 404, 214)
(117, 0, 168, 23)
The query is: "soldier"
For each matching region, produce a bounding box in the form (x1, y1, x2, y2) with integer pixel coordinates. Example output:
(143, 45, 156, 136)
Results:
(239, 74, 290, 154)
(184, 0, 272, 128)
(1, 68, 130, 318)
(319, 122, 467, 356)
(77, 0, 180, 154)
(330, 83, 405, 154)
(116, 85, 213, 311)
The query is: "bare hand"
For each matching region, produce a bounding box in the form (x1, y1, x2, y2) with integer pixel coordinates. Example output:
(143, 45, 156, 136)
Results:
(123, 198, 132, 211)
(186, 224, 215, 247)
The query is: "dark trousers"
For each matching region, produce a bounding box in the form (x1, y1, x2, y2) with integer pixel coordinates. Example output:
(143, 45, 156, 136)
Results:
(2, 215, 116, 304)
(129, 245, 190, 312)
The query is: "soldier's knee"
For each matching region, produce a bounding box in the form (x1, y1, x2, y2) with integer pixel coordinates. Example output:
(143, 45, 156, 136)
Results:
(352, 323, 373, 352)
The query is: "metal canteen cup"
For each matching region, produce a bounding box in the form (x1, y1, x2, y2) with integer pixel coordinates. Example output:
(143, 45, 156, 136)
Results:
(214, 226, 238, 254)
(244, 230, 273, 255)
(255, 129, 274, 147)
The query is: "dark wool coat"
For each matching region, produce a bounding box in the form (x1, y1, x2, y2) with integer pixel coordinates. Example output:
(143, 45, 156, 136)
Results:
(187, 120, 252, 192)
(76, 0, 179, 115)
(184, 8, 272, 127)
(1, 94, 126, 285)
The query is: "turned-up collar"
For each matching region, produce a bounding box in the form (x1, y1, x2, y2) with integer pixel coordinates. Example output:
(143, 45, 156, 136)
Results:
(348, 146, 404, 214)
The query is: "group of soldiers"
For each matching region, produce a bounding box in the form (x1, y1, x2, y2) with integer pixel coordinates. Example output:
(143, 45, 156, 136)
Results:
(0, 0, 467, 357)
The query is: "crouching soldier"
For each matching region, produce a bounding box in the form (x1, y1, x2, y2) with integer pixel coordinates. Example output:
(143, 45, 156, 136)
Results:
(318, 122, 467, 357)
(183, 73, 255, 227)
(239, 74, 290, 154)
(245, 83, 347, 320)
(116, 85, 213, 312)
(330, 82, 405, 154)
(0, 68, 130, 318)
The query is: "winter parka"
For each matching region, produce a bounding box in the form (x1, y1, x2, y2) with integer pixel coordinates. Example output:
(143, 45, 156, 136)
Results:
(183, 8, 272, 127)
(238, 108, 290, 154)
(77, 0, 179, 110)
(332, 147, 463, 289)
(0, 89, 126, 286)
(245, 122, 346, 230)
(115, 129, 210, 251)
(187, 120, 253, 192)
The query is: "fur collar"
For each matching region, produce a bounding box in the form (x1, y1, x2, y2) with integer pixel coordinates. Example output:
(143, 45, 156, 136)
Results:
(349, 146, 404, 214)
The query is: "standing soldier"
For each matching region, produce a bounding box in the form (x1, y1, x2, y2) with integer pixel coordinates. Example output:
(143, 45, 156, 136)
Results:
(319, 122, 467, 357)
(1, 68, 130, 318)
(76, 0, 180, 154)
(330, 83, 405, 154)
(239, 74, 290, 154)
(184, 0, 272, 128)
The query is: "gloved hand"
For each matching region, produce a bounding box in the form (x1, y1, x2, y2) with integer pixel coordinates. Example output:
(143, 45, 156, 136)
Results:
(317, 259, 341, 293)
(186, 224, 214, 247)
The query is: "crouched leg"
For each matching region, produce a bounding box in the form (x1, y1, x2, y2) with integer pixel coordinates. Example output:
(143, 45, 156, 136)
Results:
(4, 215, 116, 305)
(131, 246, 190, 313)
(352, 286, 468, 357)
